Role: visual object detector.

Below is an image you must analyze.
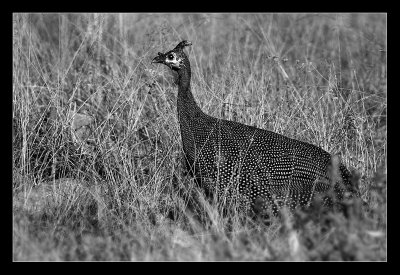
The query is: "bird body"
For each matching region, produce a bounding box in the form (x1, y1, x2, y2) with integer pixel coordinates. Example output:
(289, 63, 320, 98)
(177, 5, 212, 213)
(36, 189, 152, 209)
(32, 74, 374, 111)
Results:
(152, 41, 356, 215)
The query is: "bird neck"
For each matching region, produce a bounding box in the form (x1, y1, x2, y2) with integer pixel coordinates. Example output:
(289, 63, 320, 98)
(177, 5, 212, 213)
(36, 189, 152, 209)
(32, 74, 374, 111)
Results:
(176, 64, 204, 117)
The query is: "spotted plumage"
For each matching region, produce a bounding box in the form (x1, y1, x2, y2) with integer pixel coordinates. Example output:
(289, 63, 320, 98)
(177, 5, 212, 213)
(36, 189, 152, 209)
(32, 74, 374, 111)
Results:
(152, 40, 357, 215)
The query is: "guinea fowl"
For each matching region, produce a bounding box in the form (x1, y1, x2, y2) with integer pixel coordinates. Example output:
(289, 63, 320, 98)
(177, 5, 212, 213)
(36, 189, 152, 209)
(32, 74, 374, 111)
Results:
(152, 40, 357, 215)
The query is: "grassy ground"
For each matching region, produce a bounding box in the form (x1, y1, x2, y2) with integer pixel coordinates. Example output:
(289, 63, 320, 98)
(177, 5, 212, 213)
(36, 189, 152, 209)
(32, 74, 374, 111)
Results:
(12, 13, 386, 261)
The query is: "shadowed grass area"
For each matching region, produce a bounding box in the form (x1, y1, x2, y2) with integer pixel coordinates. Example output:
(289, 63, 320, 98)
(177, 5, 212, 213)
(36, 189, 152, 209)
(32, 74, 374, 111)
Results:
(13, 13, 386, 261)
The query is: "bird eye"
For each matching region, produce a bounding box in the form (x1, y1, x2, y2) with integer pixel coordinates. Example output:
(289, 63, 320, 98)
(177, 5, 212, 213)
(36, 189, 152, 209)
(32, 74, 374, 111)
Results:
(168, 54, 174, 60)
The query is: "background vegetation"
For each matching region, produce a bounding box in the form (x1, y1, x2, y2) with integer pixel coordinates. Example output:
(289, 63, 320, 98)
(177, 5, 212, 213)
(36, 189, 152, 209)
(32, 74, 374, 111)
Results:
(13, 13, 386, 261)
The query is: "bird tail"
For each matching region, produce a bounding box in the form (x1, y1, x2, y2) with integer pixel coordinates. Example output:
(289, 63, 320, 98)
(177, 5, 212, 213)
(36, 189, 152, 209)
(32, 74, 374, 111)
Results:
(329, 155, 359, 200)
(339, 163, 359, 198)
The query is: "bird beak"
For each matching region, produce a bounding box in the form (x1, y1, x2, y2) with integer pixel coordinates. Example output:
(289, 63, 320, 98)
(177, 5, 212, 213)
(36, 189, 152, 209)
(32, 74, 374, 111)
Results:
(152, 52, 165, 64)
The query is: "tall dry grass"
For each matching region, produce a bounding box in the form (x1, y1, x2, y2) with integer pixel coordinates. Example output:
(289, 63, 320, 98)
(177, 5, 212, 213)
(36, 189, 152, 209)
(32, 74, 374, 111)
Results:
(13, 13, 386, 261)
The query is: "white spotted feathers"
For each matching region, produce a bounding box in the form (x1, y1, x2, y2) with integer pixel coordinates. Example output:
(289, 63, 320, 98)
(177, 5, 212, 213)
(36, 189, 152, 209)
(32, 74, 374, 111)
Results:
(152, 40, 356, 215)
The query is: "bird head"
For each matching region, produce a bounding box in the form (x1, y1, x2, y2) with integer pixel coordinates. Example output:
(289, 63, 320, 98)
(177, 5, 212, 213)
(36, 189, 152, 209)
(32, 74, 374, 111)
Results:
(152, 40, 192, 71)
